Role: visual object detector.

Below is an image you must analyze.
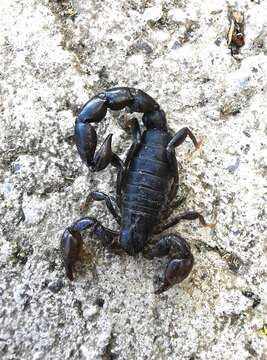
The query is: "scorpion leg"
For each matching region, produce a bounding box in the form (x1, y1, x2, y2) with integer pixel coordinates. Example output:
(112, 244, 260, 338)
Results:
(168, 166, 179, 199)
(145, 234, 194, 294)
(61, 217, 119, 280)
(130, 117, 141, 143)
(125, 117, 141, 169)
(154, 211, 214, 234)
(167, 127, 200, 150)
(169, 196, 187, 209)
(159, 195, 187, 222)
(160, 157, 183, 220)
(166, 127, 201, 172)
(81, 191, 121, 224)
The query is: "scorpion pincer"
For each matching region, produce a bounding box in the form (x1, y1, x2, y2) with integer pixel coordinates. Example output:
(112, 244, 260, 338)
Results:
(61, 87, 213, 294)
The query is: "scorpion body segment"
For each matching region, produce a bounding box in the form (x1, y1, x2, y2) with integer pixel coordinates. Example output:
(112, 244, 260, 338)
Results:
(61, 87, 212, 293)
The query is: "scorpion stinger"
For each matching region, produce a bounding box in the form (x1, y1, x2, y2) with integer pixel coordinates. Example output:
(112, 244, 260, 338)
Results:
(75, 88, 159, 172)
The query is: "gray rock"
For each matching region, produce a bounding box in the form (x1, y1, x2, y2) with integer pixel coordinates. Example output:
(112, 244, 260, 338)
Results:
(0, 1, 266, 359)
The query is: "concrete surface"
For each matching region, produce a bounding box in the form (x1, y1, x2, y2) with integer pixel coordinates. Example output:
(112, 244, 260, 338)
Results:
(0, 0, 266, 359)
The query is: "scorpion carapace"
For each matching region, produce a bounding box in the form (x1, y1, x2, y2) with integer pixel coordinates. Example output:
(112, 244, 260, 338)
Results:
(61, 87, 213, 294)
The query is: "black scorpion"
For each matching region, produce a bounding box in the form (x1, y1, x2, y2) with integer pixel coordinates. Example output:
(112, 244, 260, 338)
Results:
(61, 87, 213, 294)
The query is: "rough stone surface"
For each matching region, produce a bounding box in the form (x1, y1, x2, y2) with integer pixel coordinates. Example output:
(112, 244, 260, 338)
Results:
(0, 0, 266, 359)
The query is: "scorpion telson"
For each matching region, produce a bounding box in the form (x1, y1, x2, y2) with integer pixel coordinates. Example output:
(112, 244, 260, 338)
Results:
(61, 87, 213, 294)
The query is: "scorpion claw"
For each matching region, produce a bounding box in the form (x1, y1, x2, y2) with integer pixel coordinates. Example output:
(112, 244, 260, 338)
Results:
(60, 229, 83, 281)
(155, 256, 194, 294)
(155, 257, 194, 294)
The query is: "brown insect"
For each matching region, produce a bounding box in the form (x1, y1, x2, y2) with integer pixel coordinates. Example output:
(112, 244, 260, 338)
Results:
(227, 9, 245, 55)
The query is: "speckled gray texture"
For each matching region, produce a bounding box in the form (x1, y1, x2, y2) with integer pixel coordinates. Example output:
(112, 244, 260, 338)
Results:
(0, 0, 266, 359)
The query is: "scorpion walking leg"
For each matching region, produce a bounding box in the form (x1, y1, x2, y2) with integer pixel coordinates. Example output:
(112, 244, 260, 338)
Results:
(159, 196, 187, 222)
(154, 211, 214, 234)
(145, 234, 194, 294)
(167, 127, 201, 151)
(166, 127, 201, 172)
(169, 196, 187, 209)
(61, 217, 119, 280)
(166, 173, 187, 210)
(160, 159, 185, 220)
(82, 191, 121, 224)
(168, 172, 179, 202)
(125, 117, 141, 169)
